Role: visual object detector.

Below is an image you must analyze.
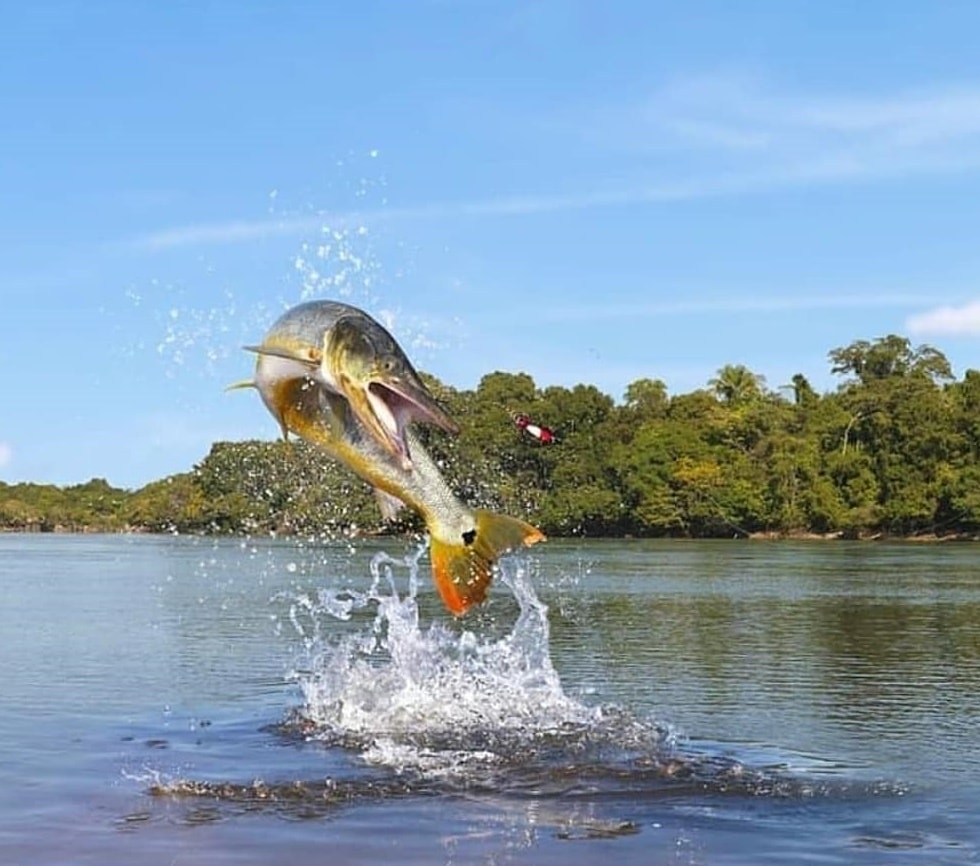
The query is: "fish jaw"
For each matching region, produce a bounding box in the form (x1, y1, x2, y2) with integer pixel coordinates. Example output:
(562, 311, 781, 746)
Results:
(337, 371, 414, 470)
(325, 319, 459, 469)
(369, 376, 459, 436)
(350, 376, 459, 471)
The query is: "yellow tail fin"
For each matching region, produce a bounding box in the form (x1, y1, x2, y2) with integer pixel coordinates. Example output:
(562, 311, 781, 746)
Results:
(429, 510, 546, 616)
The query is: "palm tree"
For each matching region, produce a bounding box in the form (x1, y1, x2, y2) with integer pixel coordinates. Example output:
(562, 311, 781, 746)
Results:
(708, 364, 766, 406)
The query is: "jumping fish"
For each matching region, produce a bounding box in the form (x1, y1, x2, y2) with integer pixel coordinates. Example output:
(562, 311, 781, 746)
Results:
(242, 300, 545, 615)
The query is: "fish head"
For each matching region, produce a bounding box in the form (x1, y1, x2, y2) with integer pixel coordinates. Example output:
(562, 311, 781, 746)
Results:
(324, 316, 459, 468)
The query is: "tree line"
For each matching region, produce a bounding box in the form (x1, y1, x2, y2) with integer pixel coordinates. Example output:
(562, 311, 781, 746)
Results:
(3, 335, 979, 539)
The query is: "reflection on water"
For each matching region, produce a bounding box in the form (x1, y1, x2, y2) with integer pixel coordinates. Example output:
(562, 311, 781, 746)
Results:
(1, 535, 979, 864)
(546, 541, 980, 780)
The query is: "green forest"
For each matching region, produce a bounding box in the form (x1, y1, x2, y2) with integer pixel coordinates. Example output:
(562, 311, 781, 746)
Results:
(3, 335, 980, 539)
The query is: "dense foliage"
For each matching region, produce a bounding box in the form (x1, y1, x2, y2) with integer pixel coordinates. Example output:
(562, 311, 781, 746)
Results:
(4, 336, 980, 539)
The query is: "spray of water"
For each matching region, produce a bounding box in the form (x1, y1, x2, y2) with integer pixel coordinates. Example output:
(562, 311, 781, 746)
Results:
(127, 153, 447, 385)
(148, 545, 902, 818)
(281, 546, 635, 775)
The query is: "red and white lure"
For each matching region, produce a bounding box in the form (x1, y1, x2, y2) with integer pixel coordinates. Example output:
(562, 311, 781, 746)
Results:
(512, 412, 557, 444)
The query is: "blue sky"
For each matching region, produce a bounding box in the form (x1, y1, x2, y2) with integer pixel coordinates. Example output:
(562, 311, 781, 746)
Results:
(4, 1, 980, 489)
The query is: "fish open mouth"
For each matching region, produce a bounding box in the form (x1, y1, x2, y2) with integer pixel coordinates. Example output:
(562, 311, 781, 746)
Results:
(363, 379, 458, 468)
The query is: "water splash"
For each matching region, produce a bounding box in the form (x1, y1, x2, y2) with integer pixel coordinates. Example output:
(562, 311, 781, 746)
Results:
(293, 224, 381, 306)
(123, 151, 403, 384)
(138, 221, 380, 384)
(145, 545, 912, 825)
(282, 547, 627, 775)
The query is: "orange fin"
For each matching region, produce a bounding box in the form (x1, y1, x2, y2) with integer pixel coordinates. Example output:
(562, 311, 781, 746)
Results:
(429, 510, 546, 616)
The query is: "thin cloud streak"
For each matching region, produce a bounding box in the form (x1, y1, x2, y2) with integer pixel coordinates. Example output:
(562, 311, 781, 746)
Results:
(539, 293, 939, 322)
(126, 77, 980, 252)
(128, 182, 737, 251)
(126, 155, 962, 252)
(615, 76, 980, 157)
(137, 216, 326, 249)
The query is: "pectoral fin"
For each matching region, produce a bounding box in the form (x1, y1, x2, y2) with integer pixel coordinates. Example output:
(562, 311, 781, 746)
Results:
(373, 488, 407, 522)
(243, 344, 321, 365)
(225, 379, 256, 392)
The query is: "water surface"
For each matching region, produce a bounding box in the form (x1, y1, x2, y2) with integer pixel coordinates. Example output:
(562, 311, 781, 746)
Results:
(1, 534, 977, 864)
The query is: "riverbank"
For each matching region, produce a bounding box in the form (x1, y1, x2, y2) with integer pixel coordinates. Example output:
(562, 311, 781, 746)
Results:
(747, 529, 979, 542)
(4, 524, 977, 542)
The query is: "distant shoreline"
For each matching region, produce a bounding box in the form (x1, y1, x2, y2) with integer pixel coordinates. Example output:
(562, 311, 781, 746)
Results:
(3, 525, 976, 542)
(745, 529, 979, 543)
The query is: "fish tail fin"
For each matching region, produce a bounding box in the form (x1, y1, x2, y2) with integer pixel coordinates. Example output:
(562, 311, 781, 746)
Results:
(428, 510, 546, 616)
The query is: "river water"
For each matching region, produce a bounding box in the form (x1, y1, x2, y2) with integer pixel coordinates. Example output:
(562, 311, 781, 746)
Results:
(1, 534, 977, 864)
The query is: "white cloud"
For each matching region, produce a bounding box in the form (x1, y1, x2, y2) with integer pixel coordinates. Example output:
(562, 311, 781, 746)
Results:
(907, 300, 980, 336)
(0, 442, 12, 469)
